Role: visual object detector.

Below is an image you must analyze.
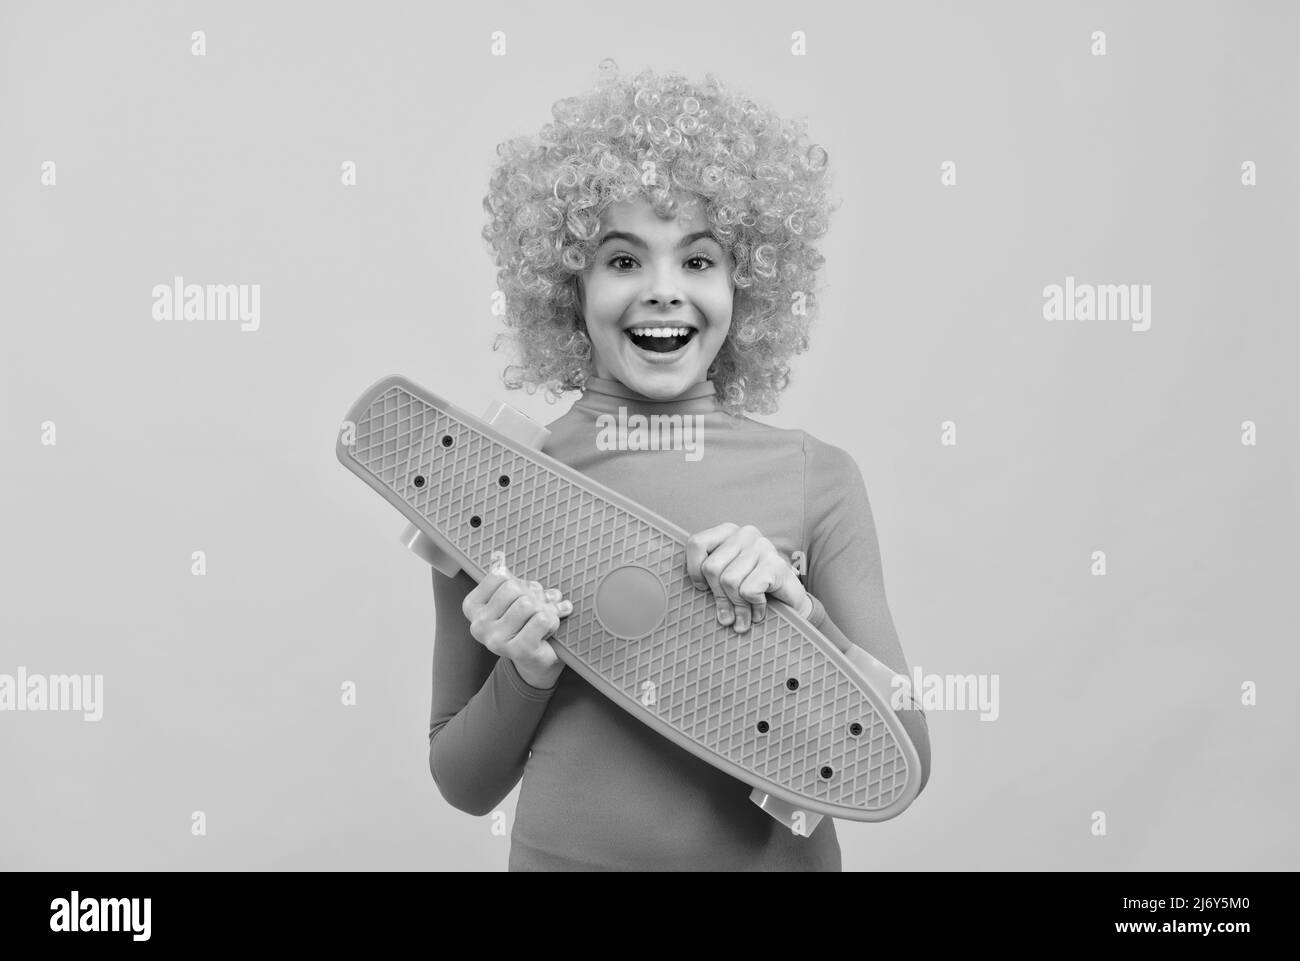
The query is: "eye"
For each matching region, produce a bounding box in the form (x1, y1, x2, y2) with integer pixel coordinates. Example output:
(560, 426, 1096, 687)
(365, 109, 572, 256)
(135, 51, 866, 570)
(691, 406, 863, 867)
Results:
(606, 253, 716, 272)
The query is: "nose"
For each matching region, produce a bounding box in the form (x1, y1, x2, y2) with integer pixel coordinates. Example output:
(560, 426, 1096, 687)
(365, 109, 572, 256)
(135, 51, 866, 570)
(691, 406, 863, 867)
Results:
(645, 292, 683, 309)
(643, 267, 685, 309)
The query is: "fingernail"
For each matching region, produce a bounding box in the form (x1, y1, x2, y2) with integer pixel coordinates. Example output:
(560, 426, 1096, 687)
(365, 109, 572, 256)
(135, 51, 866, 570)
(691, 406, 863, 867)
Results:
(718, 610, 733, 624)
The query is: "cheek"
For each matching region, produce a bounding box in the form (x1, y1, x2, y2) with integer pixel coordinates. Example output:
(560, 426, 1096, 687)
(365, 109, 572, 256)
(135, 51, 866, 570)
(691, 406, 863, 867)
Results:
(584, 280, 629, 318)
(706, 285, 734, 327)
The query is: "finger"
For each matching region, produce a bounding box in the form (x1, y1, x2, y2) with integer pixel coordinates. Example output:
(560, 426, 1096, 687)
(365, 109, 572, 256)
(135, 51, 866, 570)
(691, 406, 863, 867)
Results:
(700, 540, 742, 626)
(543, 587, 562, 602)
(463, 567, 512, 618)
(684, 522, 738, 589)
(485, 578, 528, 619)
(720, 552, 760, 632)
(504, 607, 562, 661)
(708, 526, 758, 630)
(495, 590, 544, 638)
(556, 599, 573, 617)
(738, 565, 776, 626)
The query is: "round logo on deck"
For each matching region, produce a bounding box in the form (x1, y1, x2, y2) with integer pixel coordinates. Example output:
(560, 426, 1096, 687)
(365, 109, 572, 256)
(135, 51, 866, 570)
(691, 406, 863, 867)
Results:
(594, 564, 668, 640)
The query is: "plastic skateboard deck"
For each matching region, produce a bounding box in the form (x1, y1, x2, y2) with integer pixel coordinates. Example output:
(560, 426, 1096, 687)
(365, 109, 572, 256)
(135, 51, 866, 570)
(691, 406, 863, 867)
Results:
(337, 375, 922, 833)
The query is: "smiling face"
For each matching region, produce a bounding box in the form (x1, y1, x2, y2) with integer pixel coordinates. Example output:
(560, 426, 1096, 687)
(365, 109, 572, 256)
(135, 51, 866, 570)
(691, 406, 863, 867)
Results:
(576, 193, 734, 400)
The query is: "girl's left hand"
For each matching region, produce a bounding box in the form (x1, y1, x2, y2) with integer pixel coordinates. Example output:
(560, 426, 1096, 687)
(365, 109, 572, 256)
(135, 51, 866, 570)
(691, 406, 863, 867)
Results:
(685, 523, 808, 633)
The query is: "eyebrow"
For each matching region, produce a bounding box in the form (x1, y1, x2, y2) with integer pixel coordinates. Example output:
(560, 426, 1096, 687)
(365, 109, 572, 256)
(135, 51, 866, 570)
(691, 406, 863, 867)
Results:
(596, 230, 719, 250)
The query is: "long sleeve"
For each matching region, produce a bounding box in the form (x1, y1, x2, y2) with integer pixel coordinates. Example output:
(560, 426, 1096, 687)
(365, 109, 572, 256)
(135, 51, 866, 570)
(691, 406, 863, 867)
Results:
(802, 436, 932, 795)
(427, 567, 558, 816)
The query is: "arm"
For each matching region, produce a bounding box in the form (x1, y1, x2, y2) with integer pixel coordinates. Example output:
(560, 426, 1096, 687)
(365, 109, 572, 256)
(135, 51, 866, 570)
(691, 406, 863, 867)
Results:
(428, 567, 558, 816)
(802, 436, 932, 795)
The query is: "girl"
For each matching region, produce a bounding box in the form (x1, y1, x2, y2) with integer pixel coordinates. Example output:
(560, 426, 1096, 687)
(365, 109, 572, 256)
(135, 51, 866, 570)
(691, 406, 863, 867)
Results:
(428, 60, 931, 871)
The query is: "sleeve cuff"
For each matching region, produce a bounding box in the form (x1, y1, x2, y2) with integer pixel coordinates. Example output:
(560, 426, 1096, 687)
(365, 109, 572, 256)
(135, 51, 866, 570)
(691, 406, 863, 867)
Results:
(501, 658, 560, 699)
(802, 593, 926, 719)
(804, 592, 826, 627)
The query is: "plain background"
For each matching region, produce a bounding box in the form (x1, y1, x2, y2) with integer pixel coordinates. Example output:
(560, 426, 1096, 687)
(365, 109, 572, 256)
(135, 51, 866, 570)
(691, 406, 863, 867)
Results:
(2, 0, 1296, 870)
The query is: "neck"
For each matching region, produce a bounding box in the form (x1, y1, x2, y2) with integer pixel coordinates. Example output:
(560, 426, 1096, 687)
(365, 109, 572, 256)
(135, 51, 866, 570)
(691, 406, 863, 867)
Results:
(573, 375, 720, 416)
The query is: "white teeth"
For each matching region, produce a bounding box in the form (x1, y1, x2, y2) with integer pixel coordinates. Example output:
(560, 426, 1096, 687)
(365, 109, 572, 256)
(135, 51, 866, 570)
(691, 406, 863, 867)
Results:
(630, 327, 691, 338)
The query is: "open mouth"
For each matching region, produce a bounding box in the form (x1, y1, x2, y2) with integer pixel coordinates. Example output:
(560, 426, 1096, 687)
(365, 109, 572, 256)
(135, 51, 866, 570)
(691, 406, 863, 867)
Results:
(625, 327, 697, 354)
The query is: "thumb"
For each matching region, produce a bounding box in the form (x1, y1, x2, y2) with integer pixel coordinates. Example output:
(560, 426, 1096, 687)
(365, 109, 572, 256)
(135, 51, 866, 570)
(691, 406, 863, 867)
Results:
(766, 562, 805, 611)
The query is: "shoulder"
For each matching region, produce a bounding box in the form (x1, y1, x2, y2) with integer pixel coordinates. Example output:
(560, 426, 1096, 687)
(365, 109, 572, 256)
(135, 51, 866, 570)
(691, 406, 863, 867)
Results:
(542, 405, 582, 433)
(798, 431, 877, 546)
(798, 429, 864, 488)
(724, 410, 816, 450)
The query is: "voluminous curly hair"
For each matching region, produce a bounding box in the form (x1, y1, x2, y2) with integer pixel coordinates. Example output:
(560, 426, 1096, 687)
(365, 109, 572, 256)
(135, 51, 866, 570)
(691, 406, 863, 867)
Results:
(481, 59, 840, 417)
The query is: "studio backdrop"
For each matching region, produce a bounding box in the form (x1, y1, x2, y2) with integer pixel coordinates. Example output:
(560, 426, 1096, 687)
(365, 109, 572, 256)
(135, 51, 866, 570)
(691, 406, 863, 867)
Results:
(1, 0, 1296, 870)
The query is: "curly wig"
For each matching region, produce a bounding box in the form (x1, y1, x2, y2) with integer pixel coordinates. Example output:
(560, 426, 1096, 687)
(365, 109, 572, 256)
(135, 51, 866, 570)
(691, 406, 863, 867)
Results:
(481, 59, 840, 417)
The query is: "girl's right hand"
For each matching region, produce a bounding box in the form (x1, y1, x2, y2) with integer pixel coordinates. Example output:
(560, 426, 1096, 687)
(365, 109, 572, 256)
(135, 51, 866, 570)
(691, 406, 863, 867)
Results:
(461, 560, 573, 689)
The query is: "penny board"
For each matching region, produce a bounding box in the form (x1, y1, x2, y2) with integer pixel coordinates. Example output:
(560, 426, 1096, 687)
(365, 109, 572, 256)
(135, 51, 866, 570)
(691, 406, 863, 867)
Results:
(337, 375, 921, 824)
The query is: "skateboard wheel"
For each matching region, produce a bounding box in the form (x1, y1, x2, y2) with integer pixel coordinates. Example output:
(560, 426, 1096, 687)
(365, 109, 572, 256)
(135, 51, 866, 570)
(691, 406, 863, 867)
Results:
(482, 401, 551, 451)
(399, 522, 461, 578)
(749, 788, 824, 836)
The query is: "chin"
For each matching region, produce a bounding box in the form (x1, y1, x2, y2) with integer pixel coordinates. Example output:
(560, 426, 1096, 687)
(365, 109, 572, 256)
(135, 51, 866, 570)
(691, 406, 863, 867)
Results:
(620, 367, 696, 398)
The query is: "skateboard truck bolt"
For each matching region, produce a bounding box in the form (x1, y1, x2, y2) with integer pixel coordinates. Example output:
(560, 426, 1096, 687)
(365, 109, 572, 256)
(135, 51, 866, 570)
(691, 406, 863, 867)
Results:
(400, 401, 552, 577)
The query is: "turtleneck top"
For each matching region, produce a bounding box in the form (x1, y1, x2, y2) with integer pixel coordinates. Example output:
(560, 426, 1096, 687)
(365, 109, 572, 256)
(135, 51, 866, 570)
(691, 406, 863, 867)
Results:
(427, 376, 930, 871)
